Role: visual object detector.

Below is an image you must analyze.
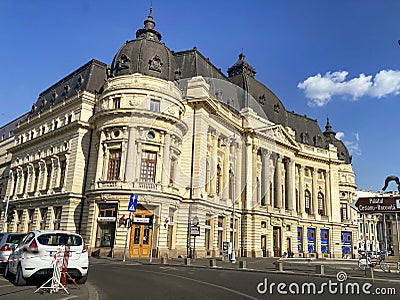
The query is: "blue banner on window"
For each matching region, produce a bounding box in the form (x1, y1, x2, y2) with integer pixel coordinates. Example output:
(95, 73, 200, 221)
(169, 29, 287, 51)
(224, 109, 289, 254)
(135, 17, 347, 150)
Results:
(307, 228, 315, 243)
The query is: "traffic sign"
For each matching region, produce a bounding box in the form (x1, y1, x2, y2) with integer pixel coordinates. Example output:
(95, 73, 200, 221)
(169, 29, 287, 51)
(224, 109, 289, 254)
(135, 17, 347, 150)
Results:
(190, 226, 200, 236)
(128, 194, 138, 212)
(351, 195, 400, 213)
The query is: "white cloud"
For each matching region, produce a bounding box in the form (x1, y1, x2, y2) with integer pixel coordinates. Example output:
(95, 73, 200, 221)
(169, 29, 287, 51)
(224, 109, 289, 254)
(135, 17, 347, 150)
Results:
(298, 69, 400, 106)
(335, 132, 344, 140)
(342, 132, 361, 156)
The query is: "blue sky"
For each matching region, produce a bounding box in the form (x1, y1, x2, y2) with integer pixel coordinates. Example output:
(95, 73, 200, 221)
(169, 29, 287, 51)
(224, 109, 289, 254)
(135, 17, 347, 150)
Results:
(1, 1, 400, 191)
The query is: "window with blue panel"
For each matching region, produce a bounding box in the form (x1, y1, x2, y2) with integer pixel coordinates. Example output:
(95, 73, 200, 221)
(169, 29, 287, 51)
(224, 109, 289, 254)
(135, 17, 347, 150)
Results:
(307, 228, 315, 253)
(321, 229, 329, 253)
(297, 227, 302, 252)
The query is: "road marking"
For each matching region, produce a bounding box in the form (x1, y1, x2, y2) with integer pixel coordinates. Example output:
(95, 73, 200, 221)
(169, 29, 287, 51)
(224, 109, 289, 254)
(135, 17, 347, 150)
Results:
(58, 295, 78, 300)
(137, 269, 258, 300)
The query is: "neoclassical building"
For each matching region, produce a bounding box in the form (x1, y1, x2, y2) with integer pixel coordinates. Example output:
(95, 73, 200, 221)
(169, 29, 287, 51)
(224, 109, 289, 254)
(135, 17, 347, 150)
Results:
(0, 10, 358, 259)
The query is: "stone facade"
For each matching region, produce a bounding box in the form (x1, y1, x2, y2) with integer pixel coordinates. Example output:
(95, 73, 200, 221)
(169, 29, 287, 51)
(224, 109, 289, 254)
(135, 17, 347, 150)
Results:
(0, 11, 358, 259)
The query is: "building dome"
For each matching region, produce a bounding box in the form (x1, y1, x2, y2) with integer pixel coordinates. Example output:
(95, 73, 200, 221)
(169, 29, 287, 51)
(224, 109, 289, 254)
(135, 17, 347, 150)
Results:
(110, 9, 175, 81)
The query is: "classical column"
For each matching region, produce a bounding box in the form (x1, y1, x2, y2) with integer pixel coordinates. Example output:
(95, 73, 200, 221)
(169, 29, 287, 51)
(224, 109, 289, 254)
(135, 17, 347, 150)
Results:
(312, 168, 318, 215)
(324, 171, 331, 217)
(245, 137, 253, 210)
(235, 143, 242, 207)
(120, 130, 128, 182)
(95, 131, 106, 181)
(125, 127, 137, 183)
(261, 150, 270, 206)
(286, 159, 295, 211)
(210, 132, 218, 195)
(298, 165, 305, 214)
(161, 132, 171, 189)
(252, 146, 259, 206)
(274, 155, 283, 209)
(222, 140, 230, 200)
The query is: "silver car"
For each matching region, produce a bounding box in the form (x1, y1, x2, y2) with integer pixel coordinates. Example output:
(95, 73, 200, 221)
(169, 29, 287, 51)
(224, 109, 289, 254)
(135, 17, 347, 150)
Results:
(0, 233, 26, 267)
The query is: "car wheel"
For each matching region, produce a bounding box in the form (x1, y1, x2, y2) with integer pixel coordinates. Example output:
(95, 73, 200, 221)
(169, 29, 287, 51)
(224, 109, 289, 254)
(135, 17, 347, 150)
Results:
(76, 272, 88, 284)
(4, 263, 11, 280)
(14, 264, 26, 286)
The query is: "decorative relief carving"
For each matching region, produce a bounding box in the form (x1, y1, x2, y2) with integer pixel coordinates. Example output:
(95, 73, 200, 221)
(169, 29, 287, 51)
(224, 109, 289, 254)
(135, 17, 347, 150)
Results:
(149, 55, 163, 72)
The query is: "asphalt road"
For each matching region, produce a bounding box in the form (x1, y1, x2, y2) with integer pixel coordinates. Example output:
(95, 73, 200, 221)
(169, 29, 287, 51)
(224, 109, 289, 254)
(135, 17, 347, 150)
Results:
(88, 259, 400, 300)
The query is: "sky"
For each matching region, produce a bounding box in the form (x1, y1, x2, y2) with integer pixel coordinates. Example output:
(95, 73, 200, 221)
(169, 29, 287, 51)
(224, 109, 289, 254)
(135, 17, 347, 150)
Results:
(1, 0, 399, 192)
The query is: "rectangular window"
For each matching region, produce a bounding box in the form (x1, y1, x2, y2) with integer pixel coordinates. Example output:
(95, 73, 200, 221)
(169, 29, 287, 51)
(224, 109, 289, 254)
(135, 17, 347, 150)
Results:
(205, 217, 211, 250)
(54, 206, 62, 230)
(169, 159, 175, 185)
(340, 203, 347, 221)
(59, 160, 66, 188)
(217, 217, 224, 249)
(46, 163, 52, 190)
(108, 149, 121, 180)
(40, 208, 48, 230)
(150, 99, 160, 112)
(140, 151, 157, 182)
(34, 167, 39, 192)
(113, 97, 121, 109)
(28, 209, 35, 231)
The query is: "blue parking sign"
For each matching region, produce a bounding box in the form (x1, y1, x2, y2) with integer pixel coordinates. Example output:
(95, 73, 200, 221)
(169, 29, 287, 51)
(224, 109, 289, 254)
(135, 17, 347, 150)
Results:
(128, 194, 138, 212)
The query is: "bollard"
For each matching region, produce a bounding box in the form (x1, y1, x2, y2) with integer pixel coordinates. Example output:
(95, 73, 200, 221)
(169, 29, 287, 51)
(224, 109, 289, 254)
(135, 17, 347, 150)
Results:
(365, 267, 374, 279)
(185, 258, 191, 265)
(209, 259, 217, 267)
(316, 265, 324, 275)
(239, 260, 246, 269)
(275, 261, 283, 272)
(161, 257, 167, 264)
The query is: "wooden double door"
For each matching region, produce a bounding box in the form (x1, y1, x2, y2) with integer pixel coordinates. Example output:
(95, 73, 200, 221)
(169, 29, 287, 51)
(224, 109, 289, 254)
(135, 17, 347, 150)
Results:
(129, 208, 153, 258)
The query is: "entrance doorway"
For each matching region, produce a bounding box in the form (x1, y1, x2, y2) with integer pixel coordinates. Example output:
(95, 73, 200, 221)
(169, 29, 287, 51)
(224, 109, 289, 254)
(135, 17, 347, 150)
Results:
(273, 227, 281, 257)
(129, 208, 153, 258)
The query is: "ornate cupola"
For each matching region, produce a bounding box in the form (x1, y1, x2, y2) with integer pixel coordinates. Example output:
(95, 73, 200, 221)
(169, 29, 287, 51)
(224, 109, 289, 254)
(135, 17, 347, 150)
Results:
(135, 8, 162, 41)
(110, 8, 175, 81)
(227, 53, 256, 77)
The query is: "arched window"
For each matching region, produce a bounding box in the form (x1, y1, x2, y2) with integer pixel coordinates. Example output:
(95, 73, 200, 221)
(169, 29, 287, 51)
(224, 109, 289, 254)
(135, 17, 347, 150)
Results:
(305, 190, 311, 214)
(318, 192, 325, 216)
(216, 164, 222, 195)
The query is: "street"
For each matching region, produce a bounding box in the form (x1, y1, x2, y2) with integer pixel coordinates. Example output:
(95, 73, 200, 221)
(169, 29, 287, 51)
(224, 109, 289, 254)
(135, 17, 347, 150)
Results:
(1, 258, 400, 299)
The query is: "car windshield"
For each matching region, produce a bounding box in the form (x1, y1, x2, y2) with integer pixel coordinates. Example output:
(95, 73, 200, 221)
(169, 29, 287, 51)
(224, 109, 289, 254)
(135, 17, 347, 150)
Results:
(6, 234, 25, 244)
(37, 233, 82, 246)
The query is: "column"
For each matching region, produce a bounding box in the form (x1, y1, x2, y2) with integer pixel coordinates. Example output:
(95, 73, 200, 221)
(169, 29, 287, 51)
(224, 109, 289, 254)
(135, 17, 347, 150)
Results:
(252, 146, 258, 207)
(261, 150, 270, 206)
(95, 131, 106, 182)
(125, 127, 137, 182)
(274, 155, 283, 209)
(161, 132, 171, 189)
(222, 140, 230, 200)
(312, 168, 318, 215)
(245, 137, 253, 210)
(120, 130, 128, 182)
(298, 165, 305, 214)
(287, 159, 295, 211)
(324, 171, 331, 217)
(210, 132, 217, 195)
(235, 143, 242, 208)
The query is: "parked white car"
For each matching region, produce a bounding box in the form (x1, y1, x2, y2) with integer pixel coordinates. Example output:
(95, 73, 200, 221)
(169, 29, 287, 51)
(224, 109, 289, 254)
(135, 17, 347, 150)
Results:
(5, 230, 88, 286)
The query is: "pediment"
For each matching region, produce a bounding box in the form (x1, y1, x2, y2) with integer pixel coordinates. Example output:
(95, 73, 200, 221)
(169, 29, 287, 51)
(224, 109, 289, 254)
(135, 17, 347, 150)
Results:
(261, 125, 299, 150)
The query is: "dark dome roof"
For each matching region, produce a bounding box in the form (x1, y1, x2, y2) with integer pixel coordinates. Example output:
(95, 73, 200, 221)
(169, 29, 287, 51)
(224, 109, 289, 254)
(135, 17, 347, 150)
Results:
(323, 118, 352, 163)
(110, 9, 175, 81)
